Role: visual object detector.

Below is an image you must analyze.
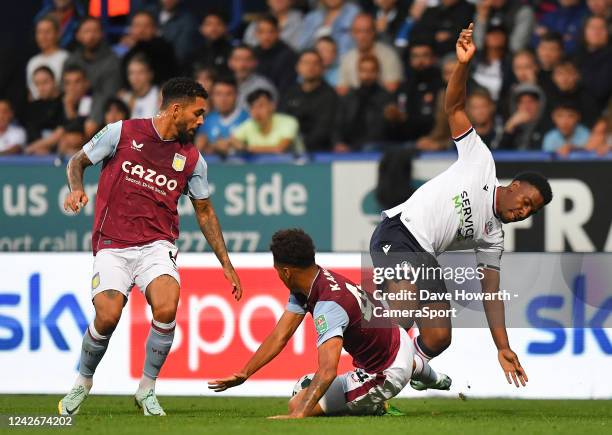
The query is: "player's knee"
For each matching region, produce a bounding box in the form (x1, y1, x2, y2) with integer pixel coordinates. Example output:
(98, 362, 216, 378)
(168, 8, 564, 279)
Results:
(94, 310, 121, 335)
(152, 302, 178, 324)
(430, 329, 452, 353)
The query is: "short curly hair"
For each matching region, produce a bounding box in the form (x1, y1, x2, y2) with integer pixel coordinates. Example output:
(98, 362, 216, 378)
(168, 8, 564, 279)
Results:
(270, 229, 315, 268)
(513, 172, 553, 205)
(160, 77, 208, 109)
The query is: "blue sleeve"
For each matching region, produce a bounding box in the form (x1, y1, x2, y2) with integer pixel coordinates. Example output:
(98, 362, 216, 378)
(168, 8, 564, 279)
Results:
(186, 154, 210, 199)
(83, 121, 122, 165)
(313, 301, 349, 347)
(542, 131, 559, 152)
(286, 294, 307, 315)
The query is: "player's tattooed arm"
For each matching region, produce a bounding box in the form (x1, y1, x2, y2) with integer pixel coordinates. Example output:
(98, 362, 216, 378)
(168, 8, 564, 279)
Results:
(285, 337, 343, 418)
(63, 150, 93, 213)
(481, 268, 528, 388)
(191, 197, 243, 300)
(208, 311, 304, 392)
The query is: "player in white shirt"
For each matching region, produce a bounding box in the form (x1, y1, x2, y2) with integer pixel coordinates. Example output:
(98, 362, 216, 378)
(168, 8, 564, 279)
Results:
(370, 24, 553, 390)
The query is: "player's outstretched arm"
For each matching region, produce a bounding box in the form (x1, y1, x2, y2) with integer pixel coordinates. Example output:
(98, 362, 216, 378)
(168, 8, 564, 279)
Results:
(64, 150, 93, 213)
(270, 337, 342, 419)
(445, 23, 476, 139)
(481, 268, 528, 388)
(191, 198, 243, 301)
(208, 310, 305, 392)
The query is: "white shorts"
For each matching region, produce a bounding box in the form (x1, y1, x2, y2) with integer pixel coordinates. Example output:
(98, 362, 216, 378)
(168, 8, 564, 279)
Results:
(319, 328, 414, 415)
(91, 240, 180, 299)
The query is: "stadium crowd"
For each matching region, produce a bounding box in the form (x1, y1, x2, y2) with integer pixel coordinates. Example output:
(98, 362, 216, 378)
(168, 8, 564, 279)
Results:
(0, 0, 611, 158)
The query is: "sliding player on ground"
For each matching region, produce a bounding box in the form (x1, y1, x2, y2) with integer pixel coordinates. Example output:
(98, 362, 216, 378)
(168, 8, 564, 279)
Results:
(59, 78, 242, 416)
(209, 229, 445, 418)
(370, 24, 553, 390)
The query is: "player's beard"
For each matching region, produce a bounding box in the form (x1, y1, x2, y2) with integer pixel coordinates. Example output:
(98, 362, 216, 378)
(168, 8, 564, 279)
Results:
(177, 123, 195, 145)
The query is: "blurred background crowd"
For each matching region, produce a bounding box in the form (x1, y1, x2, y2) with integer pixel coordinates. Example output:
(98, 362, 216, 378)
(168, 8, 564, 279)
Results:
(0, 0, 611, 159)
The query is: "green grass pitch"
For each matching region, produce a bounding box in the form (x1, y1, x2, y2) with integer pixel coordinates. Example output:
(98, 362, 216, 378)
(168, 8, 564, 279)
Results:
(1, 395, 610, 435)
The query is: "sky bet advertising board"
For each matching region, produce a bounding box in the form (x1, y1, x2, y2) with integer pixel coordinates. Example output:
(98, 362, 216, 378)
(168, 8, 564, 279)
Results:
(1, 252, 610, 398)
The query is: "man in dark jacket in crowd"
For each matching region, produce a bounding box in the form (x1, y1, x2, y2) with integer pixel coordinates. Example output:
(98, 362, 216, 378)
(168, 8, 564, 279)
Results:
(334, 54, 393, 151)
(280, 50, 338, 152)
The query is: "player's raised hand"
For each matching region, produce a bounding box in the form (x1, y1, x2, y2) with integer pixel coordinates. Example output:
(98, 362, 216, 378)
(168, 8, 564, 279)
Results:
(63, 190, 89, 213)
(456, 23, 475, 64)
(208, 373, 247, 392)
(498, 348, 529, 387)
(224, 265, 243, 301)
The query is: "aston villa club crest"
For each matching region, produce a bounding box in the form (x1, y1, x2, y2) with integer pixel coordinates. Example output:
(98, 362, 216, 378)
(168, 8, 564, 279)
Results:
(172, 153, 186, 171)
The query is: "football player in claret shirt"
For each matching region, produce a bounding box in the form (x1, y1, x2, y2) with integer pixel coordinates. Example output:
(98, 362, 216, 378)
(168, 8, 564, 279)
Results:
(208, 229, 448, 418)
(59, 77, 243, 416)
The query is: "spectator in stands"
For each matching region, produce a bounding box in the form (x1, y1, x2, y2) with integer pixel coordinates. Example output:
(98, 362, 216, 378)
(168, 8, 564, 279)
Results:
(64, 17, 121, 132)
(280, 50, 338, 152)
(535, 32, 564, 88)
(315, 36, 340, 86)
(26, 16, 69, 100)
(471, 25, 511, 102)
(385, 40, 442, 141)
(411, 0, 475, 56)
(23, 66, 64, 143)
(34, 0, 84, 49)
(415, 54, 456, 151)
(194, 77, 249, 155)
(254, 15, 298, 95)
(228, 45, 277, 110)
(103, 98, 130, 125)
(121, 11, 178, 86)
(585, 110, 612, 155)
(574, 15, 612, 114)
(153, 0, 199, 68)
(334, 55, 393, 151)
(473, 0, 535, 53)
(534, 0, 589, 53)
(57, 118, 85, 157)
(25, 65, 92, 155)
(545, 59, 599, 128)
(373, 0, 414, 52)
(232, 89, 299, 154)
(498, 83, 547, 150)
(498, 49, 540, 118)
(189, 11, 233, 76)
(542, 101, 590, 156)
(119, 55, 159, 119)
(587, 0, 612, 33)
(466, 89, 503, 148)
(0, 100, 26, 155)
(337, 13, 403, 94)
(243, 0, 304, 51)
(193, 66, 217, 96)
(299, 0, 361, 56)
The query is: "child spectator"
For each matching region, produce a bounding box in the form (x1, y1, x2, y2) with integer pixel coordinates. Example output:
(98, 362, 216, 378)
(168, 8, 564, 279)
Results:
(542, 102, 590, 155)
(0, 100, 26, 155)
(24, 66, 64, 144)
(232, 89, 299, 154)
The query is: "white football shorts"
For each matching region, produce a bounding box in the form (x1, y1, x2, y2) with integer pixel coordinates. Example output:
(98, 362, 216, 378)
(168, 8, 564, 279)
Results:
(90, 240, 180, 299)
(319, 327, 414, 415)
